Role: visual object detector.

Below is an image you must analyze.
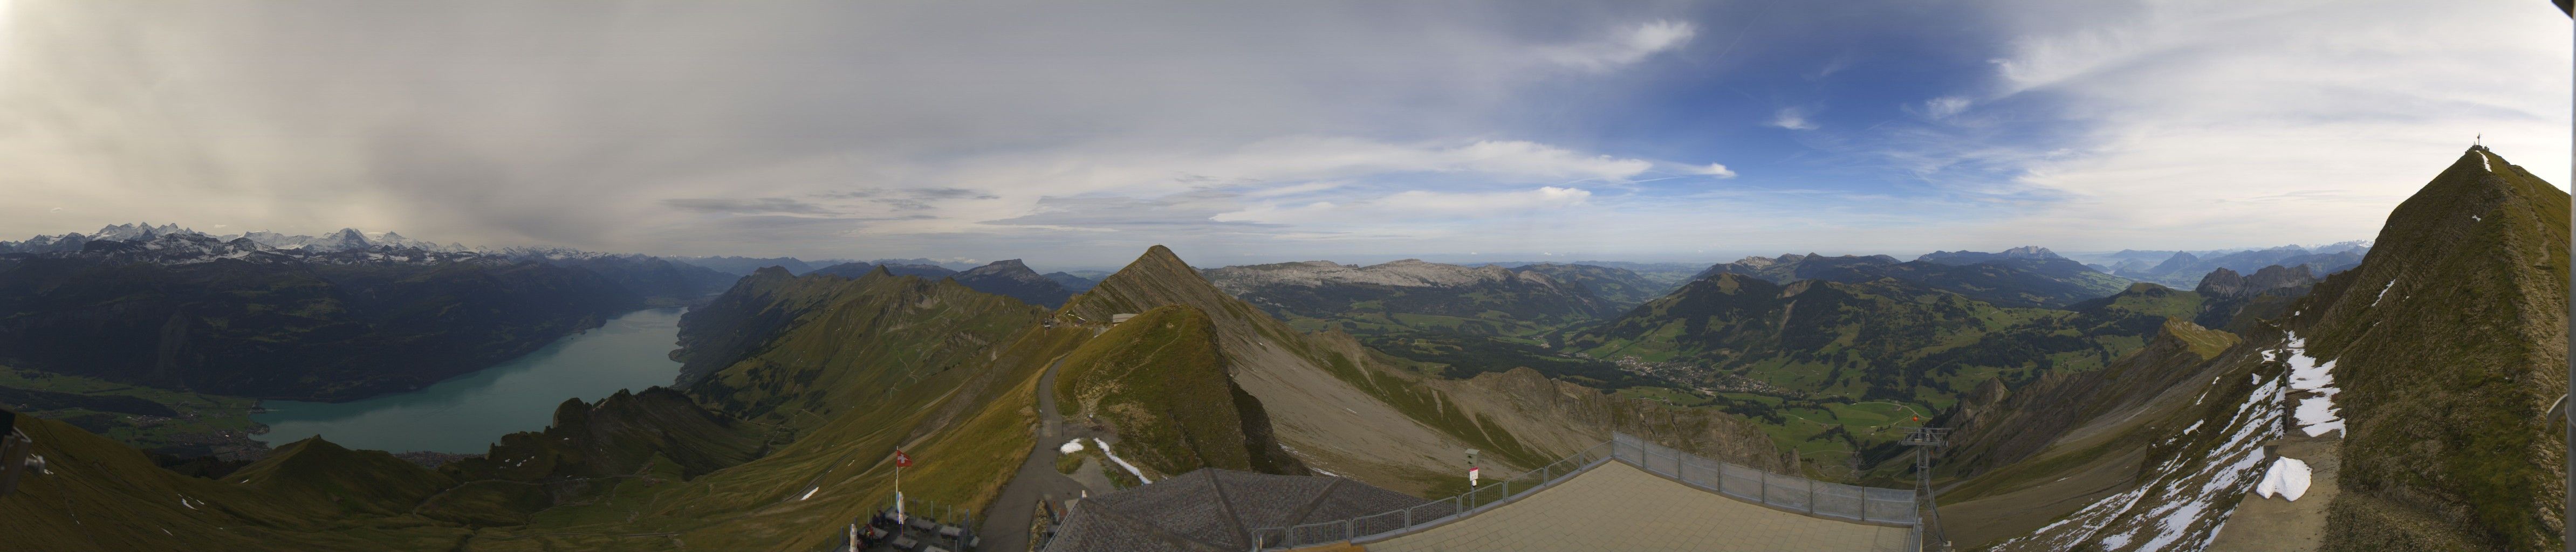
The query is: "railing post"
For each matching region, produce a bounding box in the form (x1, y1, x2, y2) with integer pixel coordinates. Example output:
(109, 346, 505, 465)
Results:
(1403, 506, 1411, 528)
(1805, 479, 1816, 514)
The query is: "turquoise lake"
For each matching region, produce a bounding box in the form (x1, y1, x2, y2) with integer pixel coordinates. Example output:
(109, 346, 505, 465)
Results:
(250, 307, 689, 453)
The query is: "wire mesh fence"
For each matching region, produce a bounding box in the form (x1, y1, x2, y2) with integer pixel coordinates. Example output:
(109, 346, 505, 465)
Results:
(1248, 433, 1920, 549)
(1250, 440, 1611, 548)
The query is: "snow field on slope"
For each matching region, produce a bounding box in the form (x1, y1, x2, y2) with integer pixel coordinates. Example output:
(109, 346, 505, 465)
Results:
(1996, 373, 2284, 551)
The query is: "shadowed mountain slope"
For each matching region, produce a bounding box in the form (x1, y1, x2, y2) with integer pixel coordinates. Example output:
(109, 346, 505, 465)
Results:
(0, 243, 643, 401)
(949, 259, 1077, 308)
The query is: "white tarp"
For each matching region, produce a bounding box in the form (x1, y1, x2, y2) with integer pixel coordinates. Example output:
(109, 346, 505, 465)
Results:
(2253, 457, 2312, 501)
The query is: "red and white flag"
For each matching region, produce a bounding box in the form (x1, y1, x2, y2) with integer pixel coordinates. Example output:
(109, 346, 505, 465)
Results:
(895, 450, 913, 468)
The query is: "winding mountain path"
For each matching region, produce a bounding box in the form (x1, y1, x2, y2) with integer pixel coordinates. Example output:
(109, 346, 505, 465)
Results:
(982, 357, 1098, 552)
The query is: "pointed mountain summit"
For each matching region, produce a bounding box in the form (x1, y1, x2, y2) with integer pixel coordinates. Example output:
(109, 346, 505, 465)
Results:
(2281, 146, 2567, 549)
(1061, 245, 1236, 328)
(1941, 146, 2566, 551)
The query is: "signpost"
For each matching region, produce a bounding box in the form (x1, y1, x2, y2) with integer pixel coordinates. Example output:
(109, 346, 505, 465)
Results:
(1465, 448, 1479, 487)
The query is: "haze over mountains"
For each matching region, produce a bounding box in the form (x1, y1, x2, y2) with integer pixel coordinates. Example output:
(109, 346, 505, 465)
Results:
(0, 147, 2553, 552)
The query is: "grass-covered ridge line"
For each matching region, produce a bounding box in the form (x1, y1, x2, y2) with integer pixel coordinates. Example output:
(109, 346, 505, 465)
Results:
(2298, 148, 2569, 551)
(1054, 304, 1305, 477)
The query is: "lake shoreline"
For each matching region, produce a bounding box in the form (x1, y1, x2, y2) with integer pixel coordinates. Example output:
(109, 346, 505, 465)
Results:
(249, 307, 693, 454)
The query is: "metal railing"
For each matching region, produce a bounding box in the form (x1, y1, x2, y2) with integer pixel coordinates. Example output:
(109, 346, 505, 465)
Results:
(1248, 433, 1920, 550)
(1250, 440, 1614, 549)
(858, 494, 979, 551)
(1611, 433, 1918, 526)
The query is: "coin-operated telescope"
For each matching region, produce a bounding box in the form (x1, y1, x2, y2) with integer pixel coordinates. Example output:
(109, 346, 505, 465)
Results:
(0, 409, 47, 498)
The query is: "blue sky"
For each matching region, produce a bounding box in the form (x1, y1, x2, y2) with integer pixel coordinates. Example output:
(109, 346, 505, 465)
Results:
(0, 1, 2566, 268)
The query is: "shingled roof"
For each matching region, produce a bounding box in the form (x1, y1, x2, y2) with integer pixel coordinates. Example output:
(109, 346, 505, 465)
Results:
(1043, 468, 1428, 552)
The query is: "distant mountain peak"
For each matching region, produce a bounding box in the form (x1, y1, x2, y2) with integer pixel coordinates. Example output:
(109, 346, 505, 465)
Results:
(950, 258, 1073, 307)
(1915, 246, 2062, 265)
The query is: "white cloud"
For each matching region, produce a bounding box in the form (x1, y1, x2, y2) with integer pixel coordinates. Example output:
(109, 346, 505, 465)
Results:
(1944, 0, 2572, 250)
(1923, 96, 1971, 119)
(1539, 19, 1696, 72)
(1214, 186, 1593, 225)
(0, 1, 1701, 257)
(1689, 163, 1737, 178)
(1770, 107, 1817, 130)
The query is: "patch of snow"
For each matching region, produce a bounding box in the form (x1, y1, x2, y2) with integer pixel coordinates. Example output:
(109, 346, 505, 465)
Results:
(2181, 420, 2204, 434)
(2371, 280, 2396, 306)
(2294, 396, 2342, 432)
(799, 487, 819, 501)
(1059, 440, 1086, 454)
(1996, 371, 2284, 551)
(2300, 419, 2346, 438)
(2255, 457, 2313, 501)
(2279, 333, 2345, 437)
(1094, 438, 1152, 484)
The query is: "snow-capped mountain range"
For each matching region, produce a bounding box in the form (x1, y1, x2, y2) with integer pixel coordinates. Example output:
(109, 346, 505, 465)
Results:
(0, 223, 642, 265)
(0, 223, 481, 255)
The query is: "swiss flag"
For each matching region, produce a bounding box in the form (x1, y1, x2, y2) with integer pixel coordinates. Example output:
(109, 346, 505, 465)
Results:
(895, 451, 913, 468)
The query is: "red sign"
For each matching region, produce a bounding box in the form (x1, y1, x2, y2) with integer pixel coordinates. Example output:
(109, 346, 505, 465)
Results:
(895, 451, 913, 468)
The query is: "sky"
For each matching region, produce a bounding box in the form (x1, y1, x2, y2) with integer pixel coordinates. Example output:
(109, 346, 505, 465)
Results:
(0, 0, 2567, 268)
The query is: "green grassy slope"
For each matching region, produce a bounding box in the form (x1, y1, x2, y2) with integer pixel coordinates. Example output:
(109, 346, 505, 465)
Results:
(231, 436, 457, 517)
(1059, 247, 1566, 473)
(1935, 318, 2238, 485)
(2301, 148, 2568, 551)
(0, 365, 264, 456)
(1935, 147, 2567, 551)
(1568, 275, 2205, 479)
(686, 270, 1048, 429)
(1053, 305, 1305, 477)
(0, 414, 476, 551)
